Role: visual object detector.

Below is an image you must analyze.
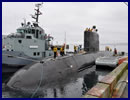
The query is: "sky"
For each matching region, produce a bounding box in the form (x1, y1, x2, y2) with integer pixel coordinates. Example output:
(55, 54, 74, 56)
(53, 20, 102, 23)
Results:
(2, 2, 128, 45)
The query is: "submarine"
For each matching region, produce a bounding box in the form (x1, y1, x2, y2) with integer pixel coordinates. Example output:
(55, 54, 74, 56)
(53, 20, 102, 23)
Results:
(6, 24, 113, 97)
(7, 52, 112, 95)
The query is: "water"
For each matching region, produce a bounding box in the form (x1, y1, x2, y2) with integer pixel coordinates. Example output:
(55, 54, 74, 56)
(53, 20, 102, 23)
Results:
(2, 66, 113, 98)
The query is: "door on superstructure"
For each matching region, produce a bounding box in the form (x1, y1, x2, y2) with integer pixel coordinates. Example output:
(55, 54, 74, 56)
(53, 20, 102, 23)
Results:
(42, 52, 46, 57)
(36, 30, 39, 38)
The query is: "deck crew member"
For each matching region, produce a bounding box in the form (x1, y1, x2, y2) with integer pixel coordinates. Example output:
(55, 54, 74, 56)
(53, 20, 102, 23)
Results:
(110, 48, 112, 52)
(105, 46, 109, 51)
(62, 45, 65, 56)
(86, 28, 88, 31)
(78, 45, 80, 53)
(60, 47, 63, 56)
(53, 46, 57, 59)
(114, 48, 117, 56)
(88, 28, 91, 32)
(74, 45, 77, 54)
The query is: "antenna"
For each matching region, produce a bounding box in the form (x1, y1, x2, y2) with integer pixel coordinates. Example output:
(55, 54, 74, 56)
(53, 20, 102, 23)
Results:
(23, 18, 26, 26)
(31, 2, 43, 23)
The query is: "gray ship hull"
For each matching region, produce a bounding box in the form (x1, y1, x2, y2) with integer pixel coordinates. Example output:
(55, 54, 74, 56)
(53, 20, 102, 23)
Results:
(2, 51, 38, 73)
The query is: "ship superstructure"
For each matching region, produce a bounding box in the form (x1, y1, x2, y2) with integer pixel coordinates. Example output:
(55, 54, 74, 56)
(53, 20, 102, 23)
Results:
(2, 3, 54, 73)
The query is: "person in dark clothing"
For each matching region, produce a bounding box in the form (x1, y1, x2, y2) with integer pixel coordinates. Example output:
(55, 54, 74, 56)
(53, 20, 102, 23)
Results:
(53, 46, 57, 59)
(74, 45, 77, 54)
(114, 48, 117, 56)
(62, 46, 65, 56)
(60, 47, 63, 56)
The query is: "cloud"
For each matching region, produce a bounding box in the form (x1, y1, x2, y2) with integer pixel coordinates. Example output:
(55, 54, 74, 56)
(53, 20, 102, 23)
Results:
(2, 2, 128, 45)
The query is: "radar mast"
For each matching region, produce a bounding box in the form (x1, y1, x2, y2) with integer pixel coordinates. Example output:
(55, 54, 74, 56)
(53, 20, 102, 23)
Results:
(31, 2, 43, 23)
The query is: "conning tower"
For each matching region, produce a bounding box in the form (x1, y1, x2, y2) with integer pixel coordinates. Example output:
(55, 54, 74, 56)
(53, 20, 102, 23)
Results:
(84, 26, 99, 53)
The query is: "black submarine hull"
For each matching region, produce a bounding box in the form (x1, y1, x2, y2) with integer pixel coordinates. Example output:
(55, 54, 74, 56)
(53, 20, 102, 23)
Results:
(7, 51, 112, 94)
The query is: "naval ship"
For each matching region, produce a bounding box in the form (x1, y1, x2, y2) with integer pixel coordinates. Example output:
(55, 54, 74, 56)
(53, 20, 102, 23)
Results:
(2, 3, 54, 73)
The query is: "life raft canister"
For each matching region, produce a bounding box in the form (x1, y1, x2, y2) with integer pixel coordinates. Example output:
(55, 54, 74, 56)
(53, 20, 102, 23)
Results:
(118, 56, 128, 65)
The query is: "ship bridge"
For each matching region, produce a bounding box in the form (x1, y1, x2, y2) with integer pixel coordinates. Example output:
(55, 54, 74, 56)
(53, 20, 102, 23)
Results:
(16, 22, 46, 40)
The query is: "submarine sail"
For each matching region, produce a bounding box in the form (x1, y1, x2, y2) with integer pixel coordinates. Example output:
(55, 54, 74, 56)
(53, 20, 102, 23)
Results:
(84, 26, 99, 53)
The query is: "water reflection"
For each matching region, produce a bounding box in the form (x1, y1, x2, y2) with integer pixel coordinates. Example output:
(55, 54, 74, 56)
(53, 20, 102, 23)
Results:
(82, 71, 98, 95)
(38, 68, 98, 98)
(53, 88, 57, 98)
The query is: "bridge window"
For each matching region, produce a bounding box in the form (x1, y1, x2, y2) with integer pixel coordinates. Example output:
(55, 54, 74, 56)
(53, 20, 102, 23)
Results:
(32, 29, 35, 34)
(36, 30, 39, 38)
(24, 30, 26, 33)
(24, 30, 27, 33)
(28, 29, 31, 33)
(17, 29, 24, 33)
(26, 36, 32, 39)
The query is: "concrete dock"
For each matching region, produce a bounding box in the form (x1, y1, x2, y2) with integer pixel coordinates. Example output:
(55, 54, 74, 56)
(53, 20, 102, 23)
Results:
(83, 60, 128, 98)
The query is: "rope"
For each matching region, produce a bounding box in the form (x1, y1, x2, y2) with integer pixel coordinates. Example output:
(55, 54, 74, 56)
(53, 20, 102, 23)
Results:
(3, 53, 45, 97)
(31, 63, 44, 98)
(2, 54, 43, 63)
(2, 53, 56, 97)
(3, 53, 86, 97)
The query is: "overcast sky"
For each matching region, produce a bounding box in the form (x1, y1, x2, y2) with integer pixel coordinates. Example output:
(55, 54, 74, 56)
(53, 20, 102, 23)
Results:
(2, 2, 128, 45)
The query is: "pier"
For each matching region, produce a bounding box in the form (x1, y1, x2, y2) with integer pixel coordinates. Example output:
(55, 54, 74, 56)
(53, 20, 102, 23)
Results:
(83, 60, 128, 98)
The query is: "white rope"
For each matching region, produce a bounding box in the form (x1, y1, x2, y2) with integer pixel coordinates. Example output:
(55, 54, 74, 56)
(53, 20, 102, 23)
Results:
(31, 63, 44, 98)
(2, 54, 43, 63)
(2, 54, 44, 97)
